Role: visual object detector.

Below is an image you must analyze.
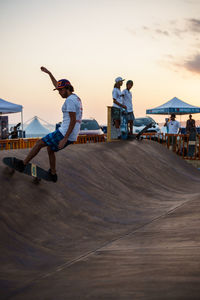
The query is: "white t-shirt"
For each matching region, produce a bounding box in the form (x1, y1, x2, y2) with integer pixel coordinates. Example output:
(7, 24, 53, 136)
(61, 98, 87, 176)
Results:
(167, 120, 180, 134)
(112, 88, 123, 108)
(59, 94, 83, 141)
(122, 89, 133, 113)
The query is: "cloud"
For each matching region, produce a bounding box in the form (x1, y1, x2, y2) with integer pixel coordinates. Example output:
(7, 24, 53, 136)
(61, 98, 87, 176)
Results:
(171, 18, 200, 37)
(184, 53, 200, 74)
(143, 26, 150, 31)
(125, 28, 136, 36)
(183, 0, 200, 4)
(128, 17, 200, 76)
(160, 53, 200, 76)
(155, 29, 169, 36)
(139, 18, 200, 39)
(140, 23, 170, 38)
(187, 18, 200, 33)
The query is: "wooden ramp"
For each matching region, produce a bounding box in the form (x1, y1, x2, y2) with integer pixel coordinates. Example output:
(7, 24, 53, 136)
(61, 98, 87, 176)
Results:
(0, 140, 200, 299)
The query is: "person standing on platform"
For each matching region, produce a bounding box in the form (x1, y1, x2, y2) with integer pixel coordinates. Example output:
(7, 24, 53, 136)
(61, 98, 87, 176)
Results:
(112, 77, 126, 138)
(122, 80, 135, 135)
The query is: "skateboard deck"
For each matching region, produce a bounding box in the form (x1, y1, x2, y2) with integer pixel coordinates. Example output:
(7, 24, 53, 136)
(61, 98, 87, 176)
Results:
(3, 157, 53, 182)
(136, 122, 153, 140)
(120, 109, 128, 140)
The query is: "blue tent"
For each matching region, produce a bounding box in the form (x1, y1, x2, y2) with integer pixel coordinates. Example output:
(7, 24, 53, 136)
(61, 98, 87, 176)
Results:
(0, 98, 22, 114)
(146, 97, 200, 115)
(0, 98, 23, 131)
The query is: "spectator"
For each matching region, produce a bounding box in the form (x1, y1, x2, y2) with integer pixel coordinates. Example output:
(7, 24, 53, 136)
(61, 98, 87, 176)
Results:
(122, 80, 135, 135)
(0, 120, 9, 139)
(164, 114, 181, 134)
(112, 77, 126, 138)
(164, 114, 181, 151)
(10, 125, 18, 139)
(186, 114, 196, 134)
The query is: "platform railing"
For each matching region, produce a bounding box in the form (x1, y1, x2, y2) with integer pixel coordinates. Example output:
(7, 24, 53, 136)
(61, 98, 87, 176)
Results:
(0, 135, 105, 150)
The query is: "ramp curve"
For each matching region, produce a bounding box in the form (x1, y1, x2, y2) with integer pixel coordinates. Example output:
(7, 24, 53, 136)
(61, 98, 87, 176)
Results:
(0, 140, 200, 299)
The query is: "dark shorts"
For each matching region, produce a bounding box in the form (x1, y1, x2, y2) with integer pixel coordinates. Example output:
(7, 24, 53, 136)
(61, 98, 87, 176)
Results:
(112, 107, 121, 121)
(127, 112, 135, 122)
(42, 129, 74, 152)
(168, 136, 177, 145)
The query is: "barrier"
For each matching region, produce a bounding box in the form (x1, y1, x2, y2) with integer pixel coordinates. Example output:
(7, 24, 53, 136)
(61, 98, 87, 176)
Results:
(0, 135, 105, 150)
(141, 132, 200, 160)
(0, 138, 40, 151)
(1, 132, 198, 160)
(141, 132, 165, 143)
(75, 135, 105, 144)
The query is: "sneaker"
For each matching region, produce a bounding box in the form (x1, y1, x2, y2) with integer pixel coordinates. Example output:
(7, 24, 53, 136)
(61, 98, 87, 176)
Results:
(48, 169, 58, 183)
(13, 158, 25, 172)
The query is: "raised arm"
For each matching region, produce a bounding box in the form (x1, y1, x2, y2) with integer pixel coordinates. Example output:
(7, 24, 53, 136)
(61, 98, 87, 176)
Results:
(41, 66, 57, 89)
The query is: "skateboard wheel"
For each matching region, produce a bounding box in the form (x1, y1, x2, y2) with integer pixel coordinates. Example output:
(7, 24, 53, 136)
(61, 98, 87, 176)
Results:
(33, 177, 41, 184)
(4, 167, 15, 176)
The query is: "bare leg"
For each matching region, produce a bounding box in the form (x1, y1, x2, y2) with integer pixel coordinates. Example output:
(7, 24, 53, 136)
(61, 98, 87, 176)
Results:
(129, 120, 133, 135)
(23, 140, 47, 165)
(114, 119, 120, 129)
(47, 146, 56, 174)
(114, 119, 121, 137)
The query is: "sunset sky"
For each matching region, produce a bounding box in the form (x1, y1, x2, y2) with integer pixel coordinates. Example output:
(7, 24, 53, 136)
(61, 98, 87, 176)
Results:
(1, 0, 200, 126)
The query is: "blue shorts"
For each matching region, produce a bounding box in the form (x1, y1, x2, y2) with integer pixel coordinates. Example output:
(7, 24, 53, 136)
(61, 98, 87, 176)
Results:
(42, 129, 74, 152)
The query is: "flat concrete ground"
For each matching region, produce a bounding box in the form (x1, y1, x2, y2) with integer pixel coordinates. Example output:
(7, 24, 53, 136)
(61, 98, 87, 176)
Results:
(1, 140, 200, 299)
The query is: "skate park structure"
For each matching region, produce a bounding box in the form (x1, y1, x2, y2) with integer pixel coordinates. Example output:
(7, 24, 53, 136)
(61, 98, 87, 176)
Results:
(1, 140, 200, 299)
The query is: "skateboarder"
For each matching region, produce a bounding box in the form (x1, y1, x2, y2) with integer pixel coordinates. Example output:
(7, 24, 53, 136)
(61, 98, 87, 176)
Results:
(112, 77, 126, 138)
(122, 80, 135, 135)
(13, 66, 83, 182)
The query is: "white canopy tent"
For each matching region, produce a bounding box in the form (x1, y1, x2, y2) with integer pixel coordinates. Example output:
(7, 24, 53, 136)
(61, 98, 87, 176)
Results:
(25, 116, 50, 138)
(0, 98, 23, 130)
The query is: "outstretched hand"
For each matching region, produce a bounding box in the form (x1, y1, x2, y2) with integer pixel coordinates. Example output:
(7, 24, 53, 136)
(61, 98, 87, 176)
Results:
(41, 66, 50, 74)
(58, 138, 68, 150)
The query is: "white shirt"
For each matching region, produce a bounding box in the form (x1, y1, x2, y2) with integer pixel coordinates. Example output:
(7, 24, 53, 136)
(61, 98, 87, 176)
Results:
(59, 94, 83, 141)
(122, 89, 133, 113)
(167, 120, 180, 134)
(112, 88, 123, 108)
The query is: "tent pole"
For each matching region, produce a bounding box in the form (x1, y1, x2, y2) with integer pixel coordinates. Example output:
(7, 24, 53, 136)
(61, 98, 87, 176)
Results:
(21, 109, 23, 133)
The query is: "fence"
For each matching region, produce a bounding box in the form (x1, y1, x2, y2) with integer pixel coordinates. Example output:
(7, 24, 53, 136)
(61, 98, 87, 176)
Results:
(0, 135, 105, 151)
(0, 138, 40, 151)
(74, 135, 105, 144)
(1, 133, 199, 160)
(142, 132, 200, 160)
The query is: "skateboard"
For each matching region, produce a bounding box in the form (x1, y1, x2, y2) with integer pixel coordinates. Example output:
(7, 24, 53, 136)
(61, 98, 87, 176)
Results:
(135, 122, 153, 140)
(3, 157, 53, 183)
(120, 108, 128, 140)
